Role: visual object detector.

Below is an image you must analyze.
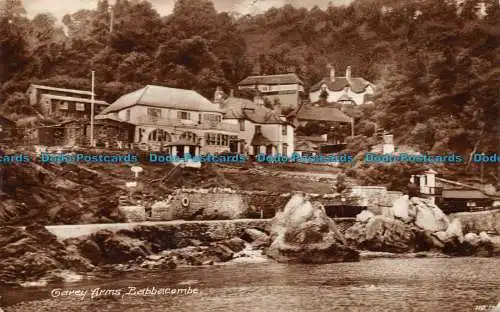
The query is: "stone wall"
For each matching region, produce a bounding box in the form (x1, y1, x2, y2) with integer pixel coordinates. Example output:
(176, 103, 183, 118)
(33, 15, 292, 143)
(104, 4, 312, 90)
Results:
(149, 188, 350, 221)
(350, 186, 403, 214)
(449, 209, 500, 235)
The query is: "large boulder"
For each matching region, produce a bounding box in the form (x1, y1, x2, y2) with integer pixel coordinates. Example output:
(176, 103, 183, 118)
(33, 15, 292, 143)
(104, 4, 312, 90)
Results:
(391, 195, 415, 223)
(265, 193, 359, 263)
(345, 216, 419, 253)
(412, 197, 450, 232)
(356, 210, 375, 223)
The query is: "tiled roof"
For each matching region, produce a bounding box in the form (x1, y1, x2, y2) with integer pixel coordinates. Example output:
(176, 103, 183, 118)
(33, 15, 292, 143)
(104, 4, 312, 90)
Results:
(29, 84, 93, 96)
(289, 104, 351, 123)
(238, 73, 303, 86)
(42, 94, 109, 106)
(250, 132, 273, 146)
(310, 77, 373, 93)
(221, 96, 256, 119)
(441, 189, 491, 199)
(100, 85, 221, 115)
(243, 106, 287, 125)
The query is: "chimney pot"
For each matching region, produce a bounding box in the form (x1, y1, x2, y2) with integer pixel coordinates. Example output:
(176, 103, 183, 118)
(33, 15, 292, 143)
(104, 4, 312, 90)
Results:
(346, 66, 352, 80)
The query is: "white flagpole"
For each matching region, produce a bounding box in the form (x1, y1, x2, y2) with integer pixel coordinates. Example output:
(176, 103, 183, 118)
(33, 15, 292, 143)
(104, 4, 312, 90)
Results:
(90, 70, 95, 147)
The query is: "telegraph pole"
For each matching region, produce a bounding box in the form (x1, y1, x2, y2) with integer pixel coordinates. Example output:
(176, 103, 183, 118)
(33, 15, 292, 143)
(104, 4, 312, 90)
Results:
(108, 4, 114, 34)
(90, 71, 95, 147)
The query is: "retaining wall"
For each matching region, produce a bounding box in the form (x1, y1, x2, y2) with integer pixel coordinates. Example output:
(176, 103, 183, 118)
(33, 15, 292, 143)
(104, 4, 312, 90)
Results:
(449, 209, 500, 235)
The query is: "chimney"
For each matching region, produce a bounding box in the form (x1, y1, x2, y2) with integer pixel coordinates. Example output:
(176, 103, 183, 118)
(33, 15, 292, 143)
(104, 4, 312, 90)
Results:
(229, 89, 234, 97)
(214, 86, 224, 105)
(254, 94, 264, 107)
(346, 66, 352, 80)
(321, 134, 328, 142)
(327, 63, 335, 82)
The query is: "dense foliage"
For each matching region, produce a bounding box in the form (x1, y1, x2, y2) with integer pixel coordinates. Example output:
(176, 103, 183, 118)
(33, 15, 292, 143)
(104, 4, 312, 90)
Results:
(1, 0, 498, 156)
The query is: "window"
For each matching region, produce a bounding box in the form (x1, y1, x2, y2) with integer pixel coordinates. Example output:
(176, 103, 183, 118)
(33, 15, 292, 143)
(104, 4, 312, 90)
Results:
(255, 125, 261, 134)
(206, 133, 217, 145)
(75, 103, 85, 111)
(125, 109, 131, 121)
(216, 134, 221, 145)
(148, 108, 162, 118)
(178, 111, 190, 120)
(239, 119, 245, 131)
(282, 124, 287, 136)
(222, 135, 228, 146)
(60, 101, 68, 110)
(282, 143, 288, 156)
(266, 145, 273, 155)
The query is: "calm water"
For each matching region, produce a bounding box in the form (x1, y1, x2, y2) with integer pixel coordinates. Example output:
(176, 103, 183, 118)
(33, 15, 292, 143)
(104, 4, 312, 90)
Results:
(2, 258, 500, 312)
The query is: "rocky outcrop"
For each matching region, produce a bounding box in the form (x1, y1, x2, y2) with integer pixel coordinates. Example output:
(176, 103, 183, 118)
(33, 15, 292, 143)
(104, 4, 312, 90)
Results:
(345, 216, 421, 253)
(347, 196, 499, 257)
(0, 225, 94, 287)
(265, 193, 359, 263)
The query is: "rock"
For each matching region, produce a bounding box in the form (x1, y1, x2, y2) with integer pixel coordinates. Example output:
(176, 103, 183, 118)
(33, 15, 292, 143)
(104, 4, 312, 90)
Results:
(265, 193, 359, 263)
(77, 239, 102, 265)
(391, 195, 412, 222)
(464, 233, 480, 246)
(345, 216, 417, 253)
(413, 198, 449, 232)
(101, 235, 152, 264)
(479, 231, 492, 243)
(356, 210, 375, 223)
(222, 237, 246, 253)
(251, 236, 271, 250)
(242, 228, 269, 242)
(445, 218, 464, 242)
(433, 231, 449, 243)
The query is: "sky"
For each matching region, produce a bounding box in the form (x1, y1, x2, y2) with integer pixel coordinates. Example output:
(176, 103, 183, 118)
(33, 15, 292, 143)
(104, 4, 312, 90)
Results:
(22, 0, 354, 20)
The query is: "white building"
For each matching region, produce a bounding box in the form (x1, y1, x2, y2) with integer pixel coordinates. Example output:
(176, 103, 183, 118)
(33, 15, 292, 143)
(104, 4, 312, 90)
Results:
(309, 66, 375, 105)
(237, 73, 304, 109)
(218, 90, 295, 157)
(98, 85, 239, 156)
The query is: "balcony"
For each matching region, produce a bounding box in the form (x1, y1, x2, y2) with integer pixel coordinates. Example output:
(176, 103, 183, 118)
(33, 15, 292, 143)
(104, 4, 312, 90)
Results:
(136, 116, 239, 132)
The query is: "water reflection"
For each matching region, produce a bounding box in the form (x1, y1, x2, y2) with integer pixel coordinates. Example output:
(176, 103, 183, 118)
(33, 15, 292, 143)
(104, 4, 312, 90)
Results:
(2, 258, 499, 312)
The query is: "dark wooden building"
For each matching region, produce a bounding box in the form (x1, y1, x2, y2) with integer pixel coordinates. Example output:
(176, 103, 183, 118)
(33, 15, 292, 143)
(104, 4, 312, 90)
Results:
(0, 115, 16, 145)
(437, 189, 494, 214)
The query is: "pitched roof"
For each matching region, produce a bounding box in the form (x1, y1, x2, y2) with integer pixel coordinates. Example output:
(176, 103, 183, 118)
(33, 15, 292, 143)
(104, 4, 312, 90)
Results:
(29, 84, 93, 96)
(296, 135, 327, 143)
(295, 141, 320, 152)
(100, 85, 221, 115)
(238, 73, 303, 86)
(441, 189, 491, 199)
(243, 106, 287, 125)
(41, 94, 109, 106)
(310, 77, 373, 93)
(289, 104, 351, 123)
(221, 96, 257, 119)
(250, 132, 273, 146)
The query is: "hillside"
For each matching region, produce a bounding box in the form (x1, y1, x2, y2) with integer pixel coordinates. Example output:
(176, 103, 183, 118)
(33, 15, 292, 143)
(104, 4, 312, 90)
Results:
(1, 0, 498, 155)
